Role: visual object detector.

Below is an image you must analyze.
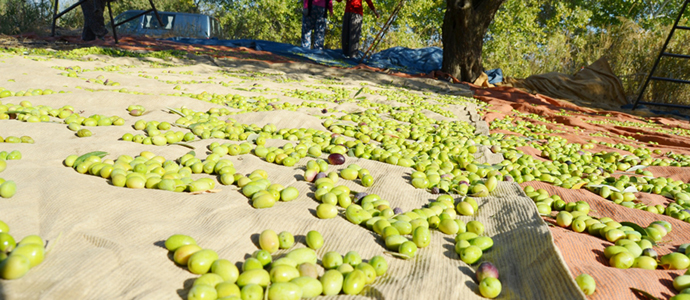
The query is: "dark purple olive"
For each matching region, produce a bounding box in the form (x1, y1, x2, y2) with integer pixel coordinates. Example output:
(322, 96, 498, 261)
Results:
(476, 262, 499, 282)
(314, 172, 327, 181)
(393, 207, 403, 215)
(431, 187, 440, 194)
(328, 153, 345, 165)
(503, 175, 514, 182)
(459, 181, 470, 186)
(642, 248, 657, 259)
(565, 161, 572, 165)
(354, 192, 368, 202)
(322, 109, 328, 114)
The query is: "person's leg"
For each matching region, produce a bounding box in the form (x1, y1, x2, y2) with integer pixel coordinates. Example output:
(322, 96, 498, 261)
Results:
(301, 8, 313, 48)
(313, 6, 326, 50)
(350, 13, 363, 57)
(80, 0, 96, 41)
(341, 12, 351, 56)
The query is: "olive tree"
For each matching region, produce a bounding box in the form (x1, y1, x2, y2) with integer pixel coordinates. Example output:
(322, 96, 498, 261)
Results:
(442, 0, 505, 82)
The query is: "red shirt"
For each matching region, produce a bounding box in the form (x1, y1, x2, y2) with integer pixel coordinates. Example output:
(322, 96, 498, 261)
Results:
(345, 0, 375, 15)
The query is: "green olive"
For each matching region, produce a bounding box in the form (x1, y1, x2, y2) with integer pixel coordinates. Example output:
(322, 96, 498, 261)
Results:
(267, 282, 302, 300)
(316, 203, 338, 219)
(355, 262, 377, 284)
(269, 265, 300, 283)
(320, 269, 344, 295)
(173, 244, 201, 265)
(0, 232, 16, 252)
(342, 269, 367, 295)
(11, 243, 44, 268)
(280, 187, 299, 201)
(165, 234, 196, 252)
(0, 180, 16, 198)
(398, 241, 418, 258)
(240, 283, 264, 299)
(306, 230, 324, 250)
(460, 245, 482, 265)
(188, 249, 219, 274)
(76, 128, 92, 137)
(259, 229, 279, 253)
(236, 269, 270, 287)
(278, 231, 294, 249)
(193, 273, 224, 288)
(211, 259, 239, 283)
(0, 254, 30, 279)
(340, 168, 358, 180)
(361, 175, 374, 187)
(290, 276, 322, 297)
(215, 282, 241, 298)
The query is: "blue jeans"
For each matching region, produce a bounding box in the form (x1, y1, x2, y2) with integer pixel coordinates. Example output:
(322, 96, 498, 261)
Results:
(302, 6, 327, 50)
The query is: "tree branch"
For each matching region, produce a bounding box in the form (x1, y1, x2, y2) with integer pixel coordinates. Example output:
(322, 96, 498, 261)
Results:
(654, 0, 673, 18)
(474, 0, 504, 14)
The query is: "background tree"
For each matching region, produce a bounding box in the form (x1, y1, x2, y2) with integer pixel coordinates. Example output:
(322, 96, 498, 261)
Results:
(441, 0, 505, 82)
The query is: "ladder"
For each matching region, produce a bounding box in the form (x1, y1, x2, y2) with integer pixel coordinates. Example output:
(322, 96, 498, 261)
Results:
(633, 0, 690, 110)
(359, 0, 406, 63)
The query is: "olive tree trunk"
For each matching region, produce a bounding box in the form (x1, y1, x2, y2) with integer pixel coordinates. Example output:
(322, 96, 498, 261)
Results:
(442, 0, 505, 83)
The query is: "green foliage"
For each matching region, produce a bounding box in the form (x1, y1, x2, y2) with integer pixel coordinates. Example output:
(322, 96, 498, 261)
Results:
(375, 0, 445, 49)
(483, 0, 690, 106)
(0, 0, 52, 35)
(565, 0, 684, 29)
(483, 1, 592, 78)
(216, 0, 301, 45)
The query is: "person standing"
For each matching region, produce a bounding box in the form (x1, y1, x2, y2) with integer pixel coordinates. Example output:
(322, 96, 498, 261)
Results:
(302, 0, 334, 50)
(336, 0, 379, 58)
(80, 0, 108, 41)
